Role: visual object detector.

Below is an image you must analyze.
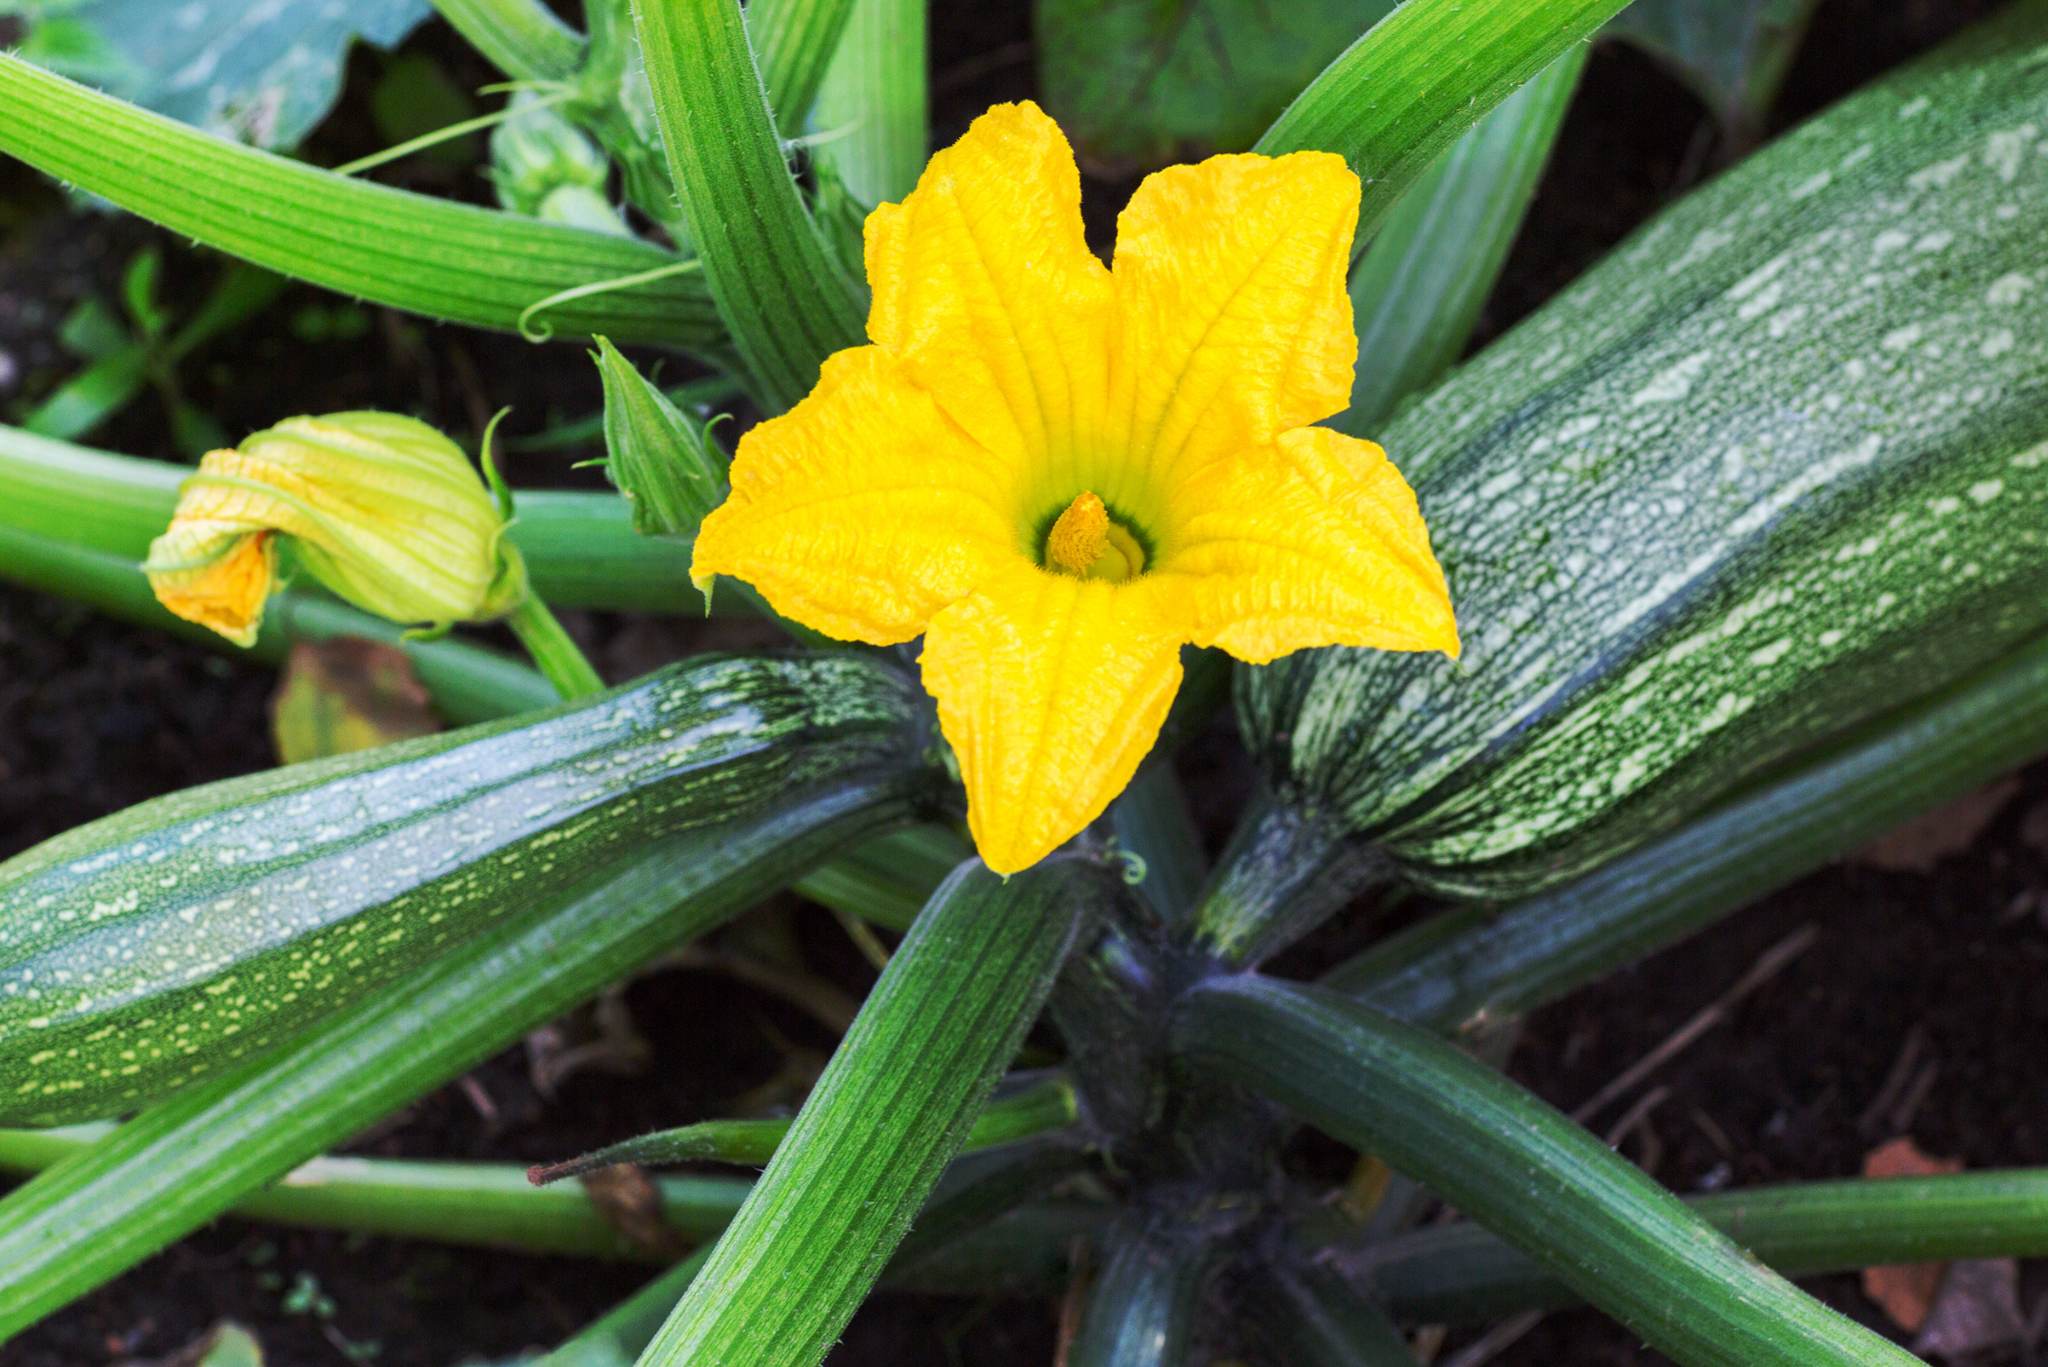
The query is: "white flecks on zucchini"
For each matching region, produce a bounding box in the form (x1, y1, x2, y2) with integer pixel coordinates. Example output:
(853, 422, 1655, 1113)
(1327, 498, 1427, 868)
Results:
(1242, 5, 2048, 898)
(0, 654, 927, 1125)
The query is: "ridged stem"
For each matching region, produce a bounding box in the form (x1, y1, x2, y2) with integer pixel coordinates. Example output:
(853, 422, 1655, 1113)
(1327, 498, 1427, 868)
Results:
(809, 0, 927, 206)
(1066, 1216, 1218, 1367)
(637, 859, 1107, 1367)
(1190, 792, 1389, 967)
(506, 593, 607, 699)
(1172, 976, 1920, 1366)
(1354, 1170, 2048, 1325)
(1257, 0, 1631, 244)
(431, 0, 586, 82)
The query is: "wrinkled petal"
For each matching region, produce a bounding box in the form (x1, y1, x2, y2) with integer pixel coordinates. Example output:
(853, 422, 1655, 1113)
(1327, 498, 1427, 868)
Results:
(144, 523, 278, 648)
(1108, 151, 1359, 485)
(692, 347, 1021, 645)
(920, 564, 1184, 874)
(1158, 426, 1459, 663)
(865, 101, 1112, 477)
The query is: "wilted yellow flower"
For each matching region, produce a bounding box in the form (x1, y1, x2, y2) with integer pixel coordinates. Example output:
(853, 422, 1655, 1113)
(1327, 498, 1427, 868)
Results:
(692, 102, 1458, 874)
(145, 411, 526, 646)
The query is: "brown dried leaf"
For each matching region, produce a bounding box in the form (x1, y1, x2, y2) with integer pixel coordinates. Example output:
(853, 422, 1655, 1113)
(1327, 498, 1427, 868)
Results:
(579, 1163, 689, 1260)
(1853, 780, 2021, 873)
(1913, 1257, 2025, 1361)
(1861, 1137, 1964, 1332)
(270, 638, 440, 765)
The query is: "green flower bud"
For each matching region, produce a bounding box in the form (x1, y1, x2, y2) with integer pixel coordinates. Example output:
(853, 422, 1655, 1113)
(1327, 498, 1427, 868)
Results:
(593, 337, 730, 538)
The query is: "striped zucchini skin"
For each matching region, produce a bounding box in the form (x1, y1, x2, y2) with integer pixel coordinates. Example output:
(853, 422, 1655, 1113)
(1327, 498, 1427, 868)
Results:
(0, 655, 928, 1125)
(1241, 5, 2048, 899)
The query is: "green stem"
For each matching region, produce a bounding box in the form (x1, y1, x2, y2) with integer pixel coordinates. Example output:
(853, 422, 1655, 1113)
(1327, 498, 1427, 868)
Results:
(1066, 1217, 1217, 1367)
(747, 0, 859, 134)
(1244, 1265, 1420, 1366)
(1190, 791, 1390, 967)
(0, 525, 556, 725)
(333, 94, 572, 178)
(0, 1128, 747, 1259)
(1171, 976, 1919, 1366)
(1330, 628, 2048, 1028)
(790, 823, 969, 931)
(1354, 1170, 2048, 1325)
(506, 592, 606, 699)
(632, 0, 867, 410)
(531, 1073, 1077, 1178)
(809, 0, 926, 207)
(1333, 45, 1585, 434)
(1257, 0, 1630, 245)
(637, 859, 1108, 1367)
(431, 0, 587, 83)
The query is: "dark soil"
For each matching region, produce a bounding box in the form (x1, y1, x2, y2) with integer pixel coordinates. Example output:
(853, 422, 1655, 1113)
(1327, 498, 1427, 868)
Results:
(0, 1, 2037, 1364)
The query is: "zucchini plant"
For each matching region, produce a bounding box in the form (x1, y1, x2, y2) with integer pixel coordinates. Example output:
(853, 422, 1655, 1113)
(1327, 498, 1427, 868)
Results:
(0, 0, 2043, 1364)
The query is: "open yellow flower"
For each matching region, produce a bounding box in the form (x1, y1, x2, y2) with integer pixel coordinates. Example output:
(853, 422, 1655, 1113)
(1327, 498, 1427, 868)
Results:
(693, 102, 1459, 874)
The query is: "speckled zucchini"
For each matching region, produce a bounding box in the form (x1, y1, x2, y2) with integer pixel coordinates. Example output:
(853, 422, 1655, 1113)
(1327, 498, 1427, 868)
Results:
(0, 655, 929, 1125)
(1230, 6, 2048, 909)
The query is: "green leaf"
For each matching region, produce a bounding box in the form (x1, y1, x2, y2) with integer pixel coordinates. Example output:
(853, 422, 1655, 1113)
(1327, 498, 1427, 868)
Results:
(1331, 628, 2048, 1027)
(1359, 1169, 2048, 1325)
(1333, 46, 1585, 435)
(0, 765, 911, 1334)
(637, 858, 1109, 1367)
(1607, 0, 1822, 134)
(1257, 0, 1633, 244)
(0, 53, 722, 348)
(429, 0, 585, 82)
(631, 0, 867, 409)
(21, 0, 430, 148)
(1171, 976, 1921, 1366)
(809, 0, 925, 207)
(1037, 0, 1396, 170)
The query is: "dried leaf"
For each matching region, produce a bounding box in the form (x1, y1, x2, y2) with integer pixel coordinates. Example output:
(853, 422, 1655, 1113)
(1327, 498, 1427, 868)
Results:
(2021, 801, 2048, 854)
(270, 638, 441, 765)
(1852, 780, 2021, 873)
(1913, 1258, 2025, 1361)
(578, 1164, 690, 1260)
(1861, 1137, 1963, 1332)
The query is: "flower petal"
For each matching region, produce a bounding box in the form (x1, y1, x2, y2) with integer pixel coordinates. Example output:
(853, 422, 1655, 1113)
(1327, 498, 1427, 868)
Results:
(144, 523, 278, 648)
(1158, 426, 1459, 663)
(691, 347, 1020, 645)
(1108, 151, 1359, 482)
(864, 101, 1112, 473)
(920, 565, 1184, 874)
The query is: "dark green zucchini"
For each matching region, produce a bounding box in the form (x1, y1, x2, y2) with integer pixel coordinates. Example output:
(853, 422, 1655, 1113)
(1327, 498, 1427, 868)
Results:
(0, 654, 929, 1125)
(1209, 4, 2048, 942)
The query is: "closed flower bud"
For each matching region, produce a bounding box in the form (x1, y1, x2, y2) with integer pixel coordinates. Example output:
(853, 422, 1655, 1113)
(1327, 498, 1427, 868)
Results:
(491, 91, 611, 218)
(144, 411, 527, 646)
(593, 336, 729, 538)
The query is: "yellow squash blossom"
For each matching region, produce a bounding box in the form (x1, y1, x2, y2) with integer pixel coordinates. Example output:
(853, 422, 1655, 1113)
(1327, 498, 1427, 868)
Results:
(693, 102, 1459, 874)
(145, 411, 526, 647)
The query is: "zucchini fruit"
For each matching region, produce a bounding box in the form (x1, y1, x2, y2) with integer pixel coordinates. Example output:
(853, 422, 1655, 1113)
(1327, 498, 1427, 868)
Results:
(0, 655, 929, 1125)
(1230, 5, 2048, 909)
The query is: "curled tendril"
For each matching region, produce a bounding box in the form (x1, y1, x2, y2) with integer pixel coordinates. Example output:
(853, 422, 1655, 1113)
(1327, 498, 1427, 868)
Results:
(516, 259, 705, 343)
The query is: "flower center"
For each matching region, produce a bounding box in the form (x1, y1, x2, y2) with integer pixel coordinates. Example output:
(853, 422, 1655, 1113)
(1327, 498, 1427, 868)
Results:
(1043, 492, 1144, 582)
